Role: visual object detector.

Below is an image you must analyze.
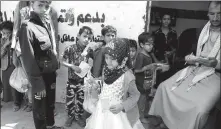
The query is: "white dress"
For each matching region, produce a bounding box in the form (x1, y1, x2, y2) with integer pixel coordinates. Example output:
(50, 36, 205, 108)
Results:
(85, 74, 144, 129)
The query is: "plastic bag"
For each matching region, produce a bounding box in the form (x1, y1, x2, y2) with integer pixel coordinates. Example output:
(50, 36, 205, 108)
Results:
(83, 71, 99, 113)
(9, 66, 29, 93)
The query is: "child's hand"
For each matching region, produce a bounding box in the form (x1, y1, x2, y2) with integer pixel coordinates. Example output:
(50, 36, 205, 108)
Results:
(109, 104, 124, 114)
(157, 63, 170, 72)
(71, 65, 82, 73)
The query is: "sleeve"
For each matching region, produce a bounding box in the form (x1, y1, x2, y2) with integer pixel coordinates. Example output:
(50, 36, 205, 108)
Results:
(19, 23, 46, 93)
(61, 46, 70, 62)
(172, 31, 178, 50)
(92, 47, 105, 78)
(122, 80, 140, 112)
(11, 2, 21, 49)
(215, 51, 220, 70)
(134, 53, 144, 70)
(51, 8, 58, 43)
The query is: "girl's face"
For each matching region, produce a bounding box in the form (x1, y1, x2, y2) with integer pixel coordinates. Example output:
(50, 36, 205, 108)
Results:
(142, 38, 154, 53)
(77, 31, 91, 46)
(162, 14, 171, 27)
(130, 47, 137, 60)
(1, 29, 12, 39)
(31, 1, 50, 18)
(105, 54, 119, 70)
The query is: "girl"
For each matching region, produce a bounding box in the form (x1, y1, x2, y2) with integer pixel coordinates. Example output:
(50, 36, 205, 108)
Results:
(85, 38, 145, 129)
(61, 26, 93, 127)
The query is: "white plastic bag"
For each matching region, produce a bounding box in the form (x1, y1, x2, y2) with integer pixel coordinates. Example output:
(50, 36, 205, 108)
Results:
(9, 66, 29, 93)
(83, 71, 99, 113)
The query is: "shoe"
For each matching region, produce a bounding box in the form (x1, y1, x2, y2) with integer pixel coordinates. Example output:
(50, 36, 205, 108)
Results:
(25, 105, 32, 112)
(140, 118, 150, 124)
(13, 104, 20, 112)
(64, 116, 75, 127)
(77, 119, 86, 127)
(47, 126, 64, 129)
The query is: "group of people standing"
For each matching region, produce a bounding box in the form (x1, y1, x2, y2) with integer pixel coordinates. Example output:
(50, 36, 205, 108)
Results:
(0, 1, 220, 129)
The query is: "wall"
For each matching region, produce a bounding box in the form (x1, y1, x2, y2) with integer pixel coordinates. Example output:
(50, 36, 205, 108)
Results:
(149, 1, 209, 36)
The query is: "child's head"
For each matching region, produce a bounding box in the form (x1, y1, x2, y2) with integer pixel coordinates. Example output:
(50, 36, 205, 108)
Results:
(77, 26, 93, 46)
(129, 39, 137, 60)
(0, 21, 13, 39)
(138, 32, 154, 53)
(31, 1, 51, 18)
(101, 25, 117, 44)
(104, 38, 131, 70)
(160, 13, 172, 28)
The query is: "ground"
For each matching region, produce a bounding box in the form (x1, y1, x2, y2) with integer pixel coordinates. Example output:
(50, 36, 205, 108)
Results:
(1, 101, 217, 129)
(1, 102, 156, 129)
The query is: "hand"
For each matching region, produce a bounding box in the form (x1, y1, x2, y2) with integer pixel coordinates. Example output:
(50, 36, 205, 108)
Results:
(36, 89, 46, 98)
(165, 51, 174, 57)
(143, 81, 151, 90)
(198, 57, 218, 68)
(109, 104, 124, 114)
(159, 64, 170, 72)
(72, 66, 82, 73)
(185, 54, 199, 65)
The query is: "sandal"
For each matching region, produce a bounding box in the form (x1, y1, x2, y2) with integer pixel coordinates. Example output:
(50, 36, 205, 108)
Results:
(25, 105, 32, 112)
(13, 104, 20, 112)
(64, 116, 75, 127)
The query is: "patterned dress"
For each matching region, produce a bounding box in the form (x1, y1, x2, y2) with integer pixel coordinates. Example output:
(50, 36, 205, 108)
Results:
(85, 74, 144, 129)
(62, 43, 86, 120)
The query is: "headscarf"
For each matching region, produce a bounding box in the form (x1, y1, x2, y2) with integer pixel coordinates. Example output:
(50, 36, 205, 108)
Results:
(103, 38, 132, 84)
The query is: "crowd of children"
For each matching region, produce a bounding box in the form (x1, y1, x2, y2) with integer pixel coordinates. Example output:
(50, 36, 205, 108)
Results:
(0, 1, 173, 129)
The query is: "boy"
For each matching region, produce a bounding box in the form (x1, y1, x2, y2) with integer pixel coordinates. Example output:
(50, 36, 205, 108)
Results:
(129, 39, 138, 70)
(61, 26, 93, 127)
(92, 25, 117, 78)
(134, 32, 158, 124)
(18, 1, 63, 129)
(1, 21, 24, 111)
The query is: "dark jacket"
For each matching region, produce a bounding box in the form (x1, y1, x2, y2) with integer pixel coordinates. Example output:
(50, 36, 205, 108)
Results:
(153, 28, 178, 63)
(18, 12, 56, 93)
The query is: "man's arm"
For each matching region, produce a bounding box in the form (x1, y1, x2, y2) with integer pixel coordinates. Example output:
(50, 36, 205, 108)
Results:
(19, 23, 46, 94)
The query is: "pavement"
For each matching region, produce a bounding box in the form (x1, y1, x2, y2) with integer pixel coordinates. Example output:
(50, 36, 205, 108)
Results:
(1, 101, 217, 129)
(1, 101, 156, 129)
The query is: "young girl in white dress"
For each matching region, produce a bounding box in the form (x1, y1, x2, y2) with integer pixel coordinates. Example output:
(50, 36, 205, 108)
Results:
(85, 38, 145, 129)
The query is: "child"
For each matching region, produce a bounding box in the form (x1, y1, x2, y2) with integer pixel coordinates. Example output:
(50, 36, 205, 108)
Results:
(0, 21, 24, 111)
(61, 26, 93, 127)
(92, 25, 117, 78)
(85, 38, 145, 129)
(129, 39, 138, 70)
(134, 32, 159, 123)
(18, 1, 63, 129)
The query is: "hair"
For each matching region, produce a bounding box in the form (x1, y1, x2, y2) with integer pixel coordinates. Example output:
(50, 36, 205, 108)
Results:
(129, 39, 138, 50)
(0, 21, 13, 32)
(31, 1, 51, 4)
(78, 26, 93, 35)
(138, 32, 154, 47)
(101, 25, 117, 36)
(208, 1, 221, 8)
(160, 12, 172, 20)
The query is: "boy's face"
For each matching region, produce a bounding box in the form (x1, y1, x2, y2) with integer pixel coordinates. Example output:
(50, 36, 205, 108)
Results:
(142, 37, 154, 53)
(1, 29, 12, 39)
(31, 1, 50, 18)
(103, 32, 116, 44)
(77, 30, 91, 46)
(162, 14, 171, 27)
(130, 47, 137, 60)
